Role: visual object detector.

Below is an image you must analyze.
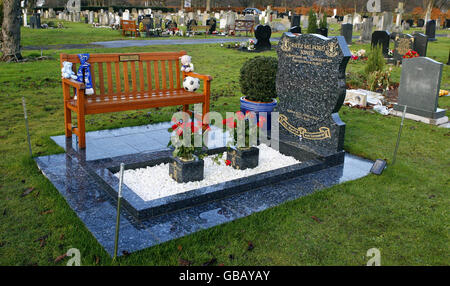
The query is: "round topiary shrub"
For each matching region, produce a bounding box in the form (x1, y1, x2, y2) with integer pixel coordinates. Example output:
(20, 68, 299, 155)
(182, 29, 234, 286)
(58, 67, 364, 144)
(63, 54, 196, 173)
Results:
(239, 56, 278, 103)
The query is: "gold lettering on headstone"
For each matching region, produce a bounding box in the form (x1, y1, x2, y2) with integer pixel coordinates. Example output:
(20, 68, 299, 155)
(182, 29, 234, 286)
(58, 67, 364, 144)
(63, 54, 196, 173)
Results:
(325, 41, 339, 57)
(279, 114, 331, 140)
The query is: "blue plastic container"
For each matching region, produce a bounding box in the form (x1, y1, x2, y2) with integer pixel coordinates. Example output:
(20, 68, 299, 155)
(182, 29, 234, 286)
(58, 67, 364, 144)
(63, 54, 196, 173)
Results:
(239, 97, 277, 130)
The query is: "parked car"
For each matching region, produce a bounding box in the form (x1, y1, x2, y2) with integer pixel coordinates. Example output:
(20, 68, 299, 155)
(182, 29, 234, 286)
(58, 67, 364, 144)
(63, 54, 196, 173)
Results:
(243, 8, 262, 15)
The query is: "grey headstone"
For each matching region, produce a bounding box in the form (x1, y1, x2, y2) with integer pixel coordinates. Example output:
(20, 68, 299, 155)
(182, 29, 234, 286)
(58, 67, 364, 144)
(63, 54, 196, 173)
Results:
(276, 33, 351, 155)
(360, 19, 373, 43)
(394, 57, 446, 119)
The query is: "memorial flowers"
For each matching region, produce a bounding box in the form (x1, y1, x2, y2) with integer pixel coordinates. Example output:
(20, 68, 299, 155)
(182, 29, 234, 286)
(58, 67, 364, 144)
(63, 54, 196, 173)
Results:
(403, 49, 419, 59)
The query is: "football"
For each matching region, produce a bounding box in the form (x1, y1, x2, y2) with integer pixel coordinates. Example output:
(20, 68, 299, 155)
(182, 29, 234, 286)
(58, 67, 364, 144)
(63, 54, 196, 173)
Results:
(183, 76, 201, 92)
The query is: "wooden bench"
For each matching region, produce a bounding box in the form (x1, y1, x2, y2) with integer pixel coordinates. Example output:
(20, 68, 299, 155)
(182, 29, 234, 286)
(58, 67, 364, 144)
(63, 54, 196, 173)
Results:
(190, 25, 211, 36)
(120, 19, 139, 37)
(60, 51, 212, 149)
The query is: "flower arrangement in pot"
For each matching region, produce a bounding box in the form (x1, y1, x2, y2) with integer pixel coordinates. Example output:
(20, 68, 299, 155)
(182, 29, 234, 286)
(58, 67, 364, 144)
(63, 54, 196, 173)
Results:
(239, 56, 278, 131)
(167, 120, 210, 183)
(223, 111, 265, 170)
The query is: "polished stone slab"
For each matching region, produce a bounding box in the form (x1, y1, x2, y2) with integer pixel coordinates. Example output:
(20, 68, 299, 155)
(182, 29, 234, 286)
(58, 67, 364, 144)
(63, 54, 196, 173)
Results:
(39, 123, 373, 257)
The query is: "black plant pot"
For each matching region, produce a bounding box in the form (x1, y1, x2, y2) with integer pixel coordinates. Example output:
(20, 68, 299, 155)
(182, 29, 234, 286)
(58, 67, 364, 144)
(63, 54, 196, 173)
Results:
(317, 28, 328, 37)
(227, 147, 259, 170)
(169, 155, 204, 183)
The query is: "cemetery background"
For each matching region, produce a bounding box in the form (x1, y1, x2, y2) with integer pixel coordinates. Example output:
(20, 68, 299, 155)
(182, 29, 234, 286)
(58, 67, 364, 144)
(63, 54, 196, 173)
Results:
(0, 5, 450, 266)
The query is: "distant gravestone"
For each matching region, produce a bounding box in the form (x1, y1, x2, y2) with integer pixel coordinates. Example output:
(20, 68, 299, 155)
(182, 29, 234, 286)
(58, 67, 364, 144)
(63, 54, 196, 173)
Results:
(380, 11, 393, 31)
(254, 25, 271, 51)
(394, 57, 446, 120)
(413, 32, 428, 57)
(393, 33, 414, 63)
(445, 19, 450, 29)
(66, 0, 80, 13)
(360, 19, 373, 42)
(276, 33, 351, 155)
(417, 19, 424, 27)
(291, 14, 301, 27)
(425, 20, 436, 41)
(371, 31, 390, 57)
(341, 23, 353, 44)
(406, 19, 414, 27)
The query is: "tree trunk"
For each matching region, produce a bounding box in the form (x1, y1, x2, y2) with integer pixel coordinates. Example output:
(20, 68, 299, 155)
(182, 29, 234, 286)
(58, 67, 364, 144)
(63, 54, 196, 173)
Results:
(1, 0, 22, 62)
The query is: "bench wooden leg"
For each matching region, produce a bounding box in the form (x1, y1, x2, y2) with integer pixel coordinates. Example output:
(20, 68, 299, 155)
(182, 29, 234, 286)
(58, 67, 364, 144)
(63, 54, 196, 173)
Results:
(64, 101, 72, 137)
(77, 112, 86, 149)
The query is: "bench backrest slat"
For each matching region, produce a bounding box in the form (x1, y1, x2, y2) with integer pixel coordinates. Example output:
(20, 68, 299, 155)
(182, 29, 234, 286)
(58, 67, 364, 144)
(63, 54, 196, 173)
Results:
(61, 52, 187, 97)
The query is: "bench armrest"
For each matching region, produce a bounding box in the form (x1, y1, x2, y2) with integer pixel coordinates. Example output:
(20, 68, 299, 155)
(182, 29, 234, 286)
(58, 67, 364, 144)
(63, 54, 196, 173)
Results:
(62, 78, 85, 90)
(183, 72, 213, 82)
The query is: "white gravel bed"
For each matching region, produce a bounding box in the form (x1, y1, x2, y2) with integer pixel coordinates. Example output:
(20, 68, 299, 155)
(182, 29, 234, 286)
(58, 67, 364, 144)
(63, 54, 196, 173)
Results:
(116, 144, 300, 202)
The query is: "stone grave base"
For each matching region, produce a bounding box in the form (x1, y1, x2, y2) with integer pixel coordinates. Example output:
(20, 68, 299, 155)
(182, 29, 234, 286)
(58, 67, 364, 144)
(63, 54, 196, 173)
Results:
(35, 122, 373, 256)
(390, 109, 449, 126)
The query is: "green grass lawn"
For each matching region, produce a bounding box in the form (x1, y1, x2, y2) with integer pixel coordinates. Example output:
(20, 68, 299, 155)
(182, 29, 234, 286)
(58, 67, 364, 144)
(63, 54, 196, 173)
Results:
(0, 29, 449, 265)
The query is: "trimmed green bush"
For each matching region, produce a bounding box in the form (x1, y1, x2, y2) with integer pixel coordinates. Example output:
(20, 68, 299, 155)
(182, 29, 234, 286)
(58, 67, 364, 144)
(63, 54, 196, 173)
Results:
(240, 56, 278, 102)
(307, 9, 318, 34)
(319, 12, 327, 29)
(364, 44, 385, 75)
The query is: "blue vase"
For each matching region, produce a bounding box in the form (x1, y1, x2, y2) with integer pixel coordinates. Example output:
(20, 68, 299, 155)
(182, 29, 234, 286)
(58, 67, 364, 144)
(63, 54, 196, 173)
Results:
(239, 97, 277, 131)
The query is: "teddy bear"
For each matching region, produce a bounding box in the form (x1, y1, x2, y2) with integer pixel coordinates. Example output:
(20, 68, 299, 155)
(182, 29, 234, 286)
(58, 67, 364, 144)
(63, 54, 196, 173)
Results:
(61, 61, 78, 80)
(180, 55, 194, 73)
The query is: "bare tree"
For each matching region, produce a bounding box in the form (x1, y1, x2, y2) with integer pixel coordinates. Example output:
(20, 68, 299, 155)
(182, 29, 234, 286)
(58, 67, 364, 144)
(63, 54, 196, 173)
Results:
(1, 0, 22, 61)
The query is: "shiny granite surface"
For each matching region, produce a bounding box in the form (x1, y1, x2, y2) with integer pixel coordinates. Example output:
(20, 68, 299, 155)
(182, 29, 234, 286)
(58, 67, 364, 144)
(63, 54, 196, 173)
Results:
(38, 123, 373, 256)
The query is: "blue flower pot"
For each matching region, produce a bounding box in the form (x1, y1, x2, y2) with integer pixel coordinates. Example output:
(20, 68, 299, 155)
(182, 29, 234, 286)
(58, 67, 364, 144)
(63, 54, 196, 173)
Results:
(240, 97, 277, 131)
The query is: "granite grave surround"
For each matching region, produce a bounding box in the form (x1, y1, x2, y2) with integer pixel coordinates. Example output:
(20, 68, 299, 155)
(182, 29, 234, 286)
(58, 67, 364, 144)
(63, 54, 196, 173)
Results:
(35, 123, 373, 256)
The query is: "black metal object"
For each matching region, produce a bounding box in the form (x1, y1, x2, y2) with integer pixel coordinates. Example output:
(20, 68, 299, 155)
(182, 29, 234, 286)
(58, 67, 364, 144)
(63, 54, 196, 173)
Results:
(370, 159, 387, 175)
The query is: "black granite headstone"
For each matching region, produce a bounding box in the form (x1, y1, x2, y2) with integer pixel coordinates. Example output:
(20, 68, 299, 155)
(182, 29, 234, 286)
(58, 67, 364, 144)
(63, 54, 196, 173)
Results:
(254, 25, 271, 51)
(417, 19, 424, 27)
(413, 32, 428, 57)
(289, 26, 301, 33)
(425, 20, 437, 41)
(291, 14, 301, 27)
(275, 33, 350, 156)
(340, 23, 353, 44)
(371, 30, 390, 57)
(393, 33, 414, 63)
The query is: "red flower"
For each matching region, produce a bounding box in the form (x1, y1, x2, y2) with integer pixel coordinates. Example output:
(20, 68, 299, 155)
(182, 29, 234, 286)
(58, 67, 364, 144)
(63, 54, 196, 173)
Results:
(236, 111, 245, 120)
(225, 160, 231, 166)
(203, 124, 211, 131)
(176, 128, 183, 136)
(171, 124, 179, 130)
(245, 111, 255, 119)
